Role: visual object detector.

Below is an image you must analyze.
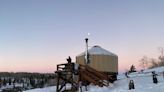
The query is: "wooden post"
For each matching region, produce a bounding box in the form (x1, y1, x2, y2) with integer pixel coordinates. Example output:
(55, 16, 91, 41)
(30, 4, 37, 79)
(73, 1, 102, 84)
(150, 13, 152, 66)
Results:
(79, 81, 82, 92)
(56, 72, 60, 92)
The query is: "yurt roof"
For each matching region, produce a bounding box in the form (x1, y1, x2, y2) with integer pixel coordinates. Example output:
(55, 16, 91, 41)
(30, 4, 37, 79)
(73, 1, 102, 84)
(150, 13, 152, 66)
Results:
(77, 45, 117, 57)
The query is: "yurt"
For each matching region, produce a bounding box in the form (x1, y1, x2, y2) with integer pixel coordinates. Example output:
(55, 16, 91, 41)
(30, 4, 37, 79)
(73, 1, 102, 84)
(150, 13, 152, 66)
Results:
(76, 45, 118, 79)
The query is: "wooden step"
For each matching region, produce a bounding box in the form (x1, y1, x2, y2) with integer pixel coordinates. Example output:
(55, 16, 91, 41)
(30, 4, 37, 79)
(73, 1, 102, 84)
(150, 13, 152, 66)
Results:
(79, 65, 110, 87)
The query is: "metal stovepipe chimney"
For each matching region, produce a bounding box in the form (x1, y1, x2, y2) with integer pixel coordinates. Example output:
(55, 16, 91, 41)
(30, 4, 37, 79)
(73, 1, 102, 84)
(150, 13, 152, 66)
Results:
(85, 38, 89, 64)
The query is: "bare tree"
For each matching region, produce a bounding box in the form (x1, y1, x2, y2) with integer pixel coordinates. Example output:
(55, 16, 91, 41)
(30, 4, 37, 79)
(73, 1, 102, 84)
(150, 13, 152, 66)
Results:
(139, 56, 148, 70)
(149, 58, 159, 69)
(158, 47, 164, 57)
(158, 47, 164, 66)
(139, 47, 164, 69)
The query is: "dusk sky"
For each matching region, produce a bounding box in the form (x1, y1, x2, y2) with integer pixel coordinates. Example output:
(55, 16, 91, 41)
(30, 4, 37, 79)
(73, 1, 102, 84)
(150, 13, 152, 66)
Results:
(0, 0, 164, 73)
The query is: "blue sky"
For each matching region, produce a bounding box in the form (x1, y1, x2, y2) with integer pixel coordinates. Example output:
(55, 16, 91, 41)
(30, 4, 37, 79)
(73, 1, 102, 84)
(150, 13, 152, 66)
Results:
(0, 0, 164, 72)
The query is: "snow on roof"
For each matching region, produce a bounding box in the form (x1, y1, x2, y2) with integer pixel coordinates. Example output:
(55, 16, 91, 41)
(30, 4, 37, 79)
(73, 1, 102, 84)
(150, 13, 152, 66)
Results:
(77, 45, 117, 57)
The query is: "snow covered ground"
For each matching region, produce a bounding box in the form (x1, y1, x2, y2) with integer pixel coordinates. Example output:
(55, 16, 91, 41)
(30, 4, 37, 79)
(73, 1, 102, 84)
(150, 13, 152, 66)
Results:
(23, 86, 55, 92)
(24, 67, 164, 92)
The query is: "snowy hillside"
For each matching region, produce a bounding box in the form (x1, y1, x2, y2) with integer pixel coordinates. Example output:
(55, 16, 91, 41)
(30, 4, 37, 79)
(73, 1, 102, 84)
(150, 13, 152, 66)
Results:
(24, 67, 164, 92)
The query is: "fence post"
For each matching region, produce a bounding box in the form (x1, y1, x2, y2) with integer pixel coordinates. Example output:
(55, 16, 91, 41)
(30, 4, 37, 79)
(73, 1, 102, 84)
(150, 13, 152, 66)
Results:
(129, 80, 135, 90)
(152, 71, 158, 84)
